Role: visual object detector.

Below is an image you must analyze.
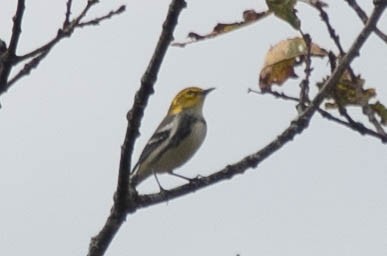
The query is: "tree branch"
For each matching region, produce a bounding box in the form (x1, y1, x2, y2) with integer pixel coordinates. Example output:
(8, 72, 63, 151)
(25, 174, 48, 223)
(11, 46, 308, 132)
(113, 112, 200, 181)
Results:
(316, 4, 345, 55)
(344, 0, 387, 44)
(0, 1, 125, 97)
(63, 0, 73, 27)
(15, 0, 106, 62)
(77, 5, 126, 27)
(87, 1, 187, 256)
(6, 51, 48, 88)
(316, 3, 357, 80)
(252, 89, 387, 143)
(127, 0, 387, 228)
(298, 32, 312, 112)
(0, 0, 25, 94)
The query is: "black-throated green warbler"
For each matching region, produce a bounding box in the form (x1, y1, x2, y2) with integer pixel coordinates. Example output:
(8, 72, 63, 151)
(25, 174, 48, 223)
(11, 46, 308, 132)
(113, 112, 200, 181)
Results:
(130, 87, 214, 187)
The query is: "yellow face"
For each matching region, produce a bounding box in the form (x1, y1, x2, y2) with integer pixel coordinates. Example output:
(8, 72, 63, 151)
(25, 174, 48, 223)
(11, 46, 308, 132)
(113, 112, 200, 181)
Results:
(168, 87, 213, 115)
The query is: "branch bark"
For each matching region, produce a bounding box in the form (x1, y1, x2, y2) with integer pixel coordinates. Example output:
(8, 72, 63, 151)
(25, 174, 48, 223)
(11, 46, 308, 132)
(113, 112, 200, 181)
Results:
(0, 0, 25, 94)
(0, 1, 125, 97)
(344, 0, 387, 43)
(256, 90, 387, 143)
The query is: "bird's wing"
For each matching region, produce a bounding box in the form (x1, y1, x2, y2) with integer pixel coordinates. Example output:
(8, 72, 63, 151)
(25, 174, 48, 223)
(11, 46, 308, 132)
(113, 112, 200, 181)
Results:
(131, 114, 176, 173)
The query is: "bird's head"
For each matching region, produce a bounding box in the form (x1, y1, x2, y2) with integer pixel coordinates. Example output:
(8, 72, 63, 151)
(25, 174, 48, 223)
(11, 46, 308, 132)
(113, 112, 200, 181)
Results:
(168, 87, 214, 115)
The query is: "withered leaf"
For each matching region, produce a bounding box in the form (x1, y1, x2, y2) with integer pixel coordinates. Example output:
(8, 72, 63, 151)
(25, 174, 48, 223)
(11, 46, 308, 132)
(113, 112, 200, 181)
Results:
(172, 10, 271, 47)
(266, 0, 328, 29)
(259, 37, 327, 91)
(321, 71, 376, 109)
(370, 101, 387, 126)
(266, 0, 300, 29)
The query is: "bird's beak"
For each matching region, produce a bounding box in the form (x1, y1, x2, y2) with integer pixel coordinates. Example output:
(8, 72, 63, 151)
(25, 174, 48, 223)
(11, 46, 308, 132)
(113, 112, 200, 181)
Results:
(203, 87, 215, 96)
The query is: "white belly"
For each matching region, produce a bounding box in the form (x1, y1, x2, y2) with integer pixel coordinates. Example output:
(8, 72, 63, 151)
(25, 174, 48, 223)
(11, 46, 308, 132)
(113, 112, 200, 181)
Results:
(156, 120, 207, 172)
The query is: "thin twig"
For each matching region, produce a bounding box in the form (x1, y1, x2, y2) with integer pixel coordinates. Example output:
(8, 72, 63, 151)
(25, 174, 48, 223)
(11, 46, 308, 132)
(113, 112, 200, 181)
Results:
(63, 0, 73, 27)
(17, 0, 99, 62)
(298, 32, 312, 112)
(316, 4, 358, 81)
(7, 0, 25, 54)
(7, 51, 49, 87)
(0, 0, 25, 93)
(316, 4, 345, 55)
(344, 0, 387, 43)
(78, 5, 126, 27)
(335, 102, 365, 129)
(250, 89, 387, 142)
(1, 1, 125, 96)
(317, 108, 386, 141)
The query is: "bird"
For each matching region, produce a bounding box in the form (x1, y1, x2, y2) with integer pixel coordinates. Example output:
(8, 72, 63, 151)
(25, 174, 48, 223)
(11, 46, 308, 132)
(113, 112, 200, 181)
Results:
(130, 86, 214, 188)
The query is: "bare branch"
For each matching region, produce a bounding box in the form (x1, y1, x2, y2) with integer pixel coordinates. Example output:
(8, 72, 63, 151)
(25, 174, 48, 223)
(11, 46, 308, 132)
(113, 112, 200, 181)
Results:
(344, 0, 387, 43)
(298, 32, 312, 112)
(8, 0, 25, 55)
(251, 89, 387, 143)
(16, 0, 100, 63)
(0, 0, 25, 94)
(7, 52, 48, 88)
(316, 4, 358, 81)
(63, 0, 73, 27)
(316, 4, 345, 55)
(336, 102, 366, 129)
(87, 1, 187, 256)
(0, 1, 125, 97)
(318, 107, 386, 141)
(77, 5, 126, 27)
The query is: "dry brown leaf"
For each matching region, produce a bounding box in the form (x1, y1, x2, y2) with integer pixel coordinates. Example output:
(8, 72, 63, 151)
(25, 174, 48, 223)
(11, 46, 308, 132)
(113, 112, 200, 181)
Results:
(321, 71, 377, 109)
(259, 37, 327, 90)
(172, 10, 271, 47)
(260, 59, 298, 88)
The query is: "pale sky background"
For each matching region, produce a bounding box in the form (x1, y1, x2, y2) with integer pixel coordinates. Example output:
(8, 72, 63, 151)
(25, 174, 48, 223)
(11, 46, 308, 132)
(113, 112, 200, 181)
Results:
(0, 1, 386, 256)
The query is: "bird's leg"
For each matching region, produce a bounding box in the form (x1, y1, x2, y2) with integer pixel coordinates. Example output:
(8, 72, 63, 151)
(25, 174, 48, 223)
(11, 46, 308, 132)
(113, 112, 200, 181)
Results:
(169, 172, 194, 182)
(153, 171, 167, 193)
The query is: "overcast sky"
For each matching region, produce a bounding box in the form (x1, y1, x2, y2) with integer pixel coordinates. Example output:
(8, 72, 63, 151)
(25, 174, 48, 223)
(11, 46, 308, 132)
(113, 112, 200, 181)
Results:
(1, 0, 386, 255)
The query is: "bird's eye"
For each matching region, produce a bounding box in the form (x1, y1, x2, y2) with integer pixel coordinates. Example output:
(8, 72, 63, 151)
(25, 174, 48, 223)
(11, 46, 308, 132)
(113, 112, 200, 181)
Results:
(187, 91, 196, 97)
